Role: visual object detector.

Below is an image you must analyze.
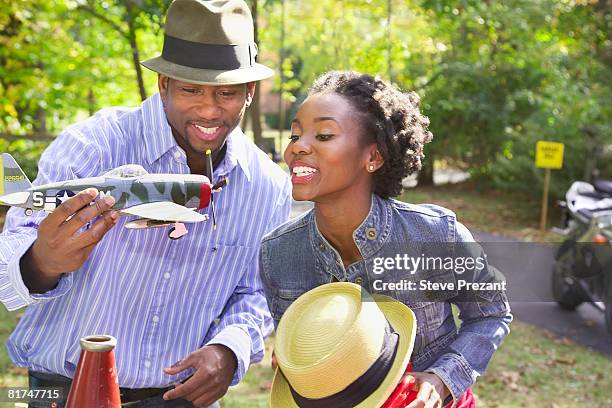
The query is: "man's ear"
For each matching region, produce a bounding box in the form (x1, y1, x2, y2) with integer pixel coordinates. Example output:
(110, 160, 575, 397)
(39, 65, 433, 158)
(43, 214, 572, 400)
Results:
(245, 82, 256, 107)
(158, 75, 170, 99)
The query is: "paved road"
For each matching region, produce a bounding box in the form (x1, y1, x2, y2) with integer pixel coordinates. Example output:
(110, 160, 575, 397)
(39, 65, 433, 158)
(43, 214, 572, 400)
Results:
(473, 231, 612, 357)
(290, 200, 612, 356)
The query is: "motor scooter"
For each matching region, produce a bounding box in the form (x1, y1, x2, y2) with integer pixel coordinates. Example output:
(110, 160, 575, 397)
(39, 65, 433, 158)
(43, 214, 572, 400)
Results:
(552, 179, 612, 336)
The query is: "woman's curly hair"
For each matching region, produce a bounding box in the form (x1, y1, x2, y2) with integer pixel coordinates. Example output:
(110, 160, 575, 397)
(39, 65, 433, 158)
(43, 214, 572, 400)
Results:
(308, 71, 433, 198)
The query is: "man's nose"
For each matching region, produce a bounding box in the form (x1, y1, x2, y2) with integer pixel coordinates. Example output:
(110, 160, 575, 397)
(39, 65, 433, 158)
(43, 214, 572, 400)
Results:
(195, 93, 222, 120)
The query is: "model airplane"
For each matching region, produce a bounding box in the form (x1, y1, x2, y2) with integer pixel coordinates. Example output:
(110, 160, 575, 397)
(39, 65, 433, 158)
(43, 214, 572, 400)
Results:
(0, 153, 226, 239)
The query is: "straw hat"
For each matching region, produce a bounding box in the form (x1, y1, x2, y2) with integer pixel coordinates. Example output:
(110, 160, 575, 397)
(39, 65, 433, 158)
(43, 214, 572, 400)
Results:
(271, 282, 416, 407)
(141, 0, 274, 85)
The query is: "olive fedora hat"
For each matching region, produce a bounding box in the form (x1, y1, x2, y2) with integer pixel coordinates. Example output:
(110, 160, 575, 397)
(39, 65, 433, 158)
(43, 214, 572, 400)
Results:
(141, 0, 274, 85)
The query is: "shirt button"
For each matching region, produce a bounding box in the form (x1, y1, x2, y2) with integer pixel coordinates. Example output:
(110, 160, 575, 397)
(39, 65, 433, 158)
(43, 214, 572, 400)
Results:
(318, 242, 326, 251)
(366, 228, 377, 240)
(152, 315, 160, 323)
(163, 273, 171, 279)
(174, 151, 181, 160)
(144, 359, 151, 368)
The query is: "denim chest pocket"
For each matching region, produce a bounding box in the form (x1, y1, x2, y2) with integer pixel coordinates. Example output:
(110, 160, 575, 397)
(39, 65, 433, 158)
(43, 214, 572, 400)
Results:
(403, 300, 447, 333)
(270, 288, 304, 322)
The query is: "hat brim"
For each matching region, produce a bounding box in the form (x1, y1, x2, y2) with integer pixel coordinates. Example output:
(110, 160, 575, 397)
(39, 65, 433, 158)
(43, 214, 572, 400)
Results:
(141, 56, 274, 85)
(270, 294, 416, 408)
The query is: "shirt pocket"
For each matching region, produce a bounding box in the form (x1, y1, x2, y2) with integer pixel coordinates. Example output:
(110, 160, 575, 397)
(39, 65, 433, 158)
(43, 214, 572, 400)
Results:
(186, 243, 254, 304)
(270, 288, 304, 322)
(402, 300, 447, 333)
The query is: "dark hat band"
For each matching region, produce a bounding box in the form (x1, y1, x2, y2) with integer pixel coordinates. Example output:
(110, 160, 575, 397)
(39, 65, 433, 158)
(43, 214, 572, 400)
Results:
(285, 321, 400, 408)
(162, 34, 257, 71)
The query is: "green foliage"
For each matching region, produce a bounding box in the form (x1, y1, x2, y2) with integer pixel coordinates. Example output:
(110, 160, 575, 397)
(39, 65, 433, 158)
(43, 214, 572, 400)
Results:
(1, 0, 609, 201)
(0, 139, 48, 181)
(257, 0, 610, 199)
(0, 0, 168, 135)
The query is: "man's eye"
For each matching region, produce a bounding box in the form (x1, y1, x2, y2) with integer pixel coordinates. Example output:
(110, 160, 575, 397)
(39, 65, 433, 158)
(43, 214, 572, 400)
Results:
(218, 91, 236, 98)
(316, 134, 333, 141)
(182, 88, 198, 94)
(289, 134, 300, 142)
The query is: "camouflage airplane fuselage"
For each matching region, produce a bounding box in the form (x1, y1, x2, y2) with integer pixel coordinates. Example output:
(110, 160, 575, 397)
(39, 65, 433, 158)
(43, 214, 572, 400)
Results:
(20, 174, 211, 213)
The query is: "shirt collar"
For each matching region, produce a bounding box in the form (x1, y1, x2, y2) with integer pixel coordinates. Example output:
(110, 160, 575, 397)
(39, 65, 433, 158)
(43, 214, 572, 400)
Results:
(216, 127, 251, 182)
(142, 93, 251, 182)
(142, 93, 175, 166)
(310, 194, 392, 266)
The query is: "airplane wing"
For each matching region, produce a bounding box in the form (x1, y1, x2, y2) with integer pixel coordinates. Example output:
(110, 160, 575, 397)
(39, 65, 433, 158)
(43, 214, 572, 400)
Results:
(120, 202, 208, 223)
(0, 191, 29, 205)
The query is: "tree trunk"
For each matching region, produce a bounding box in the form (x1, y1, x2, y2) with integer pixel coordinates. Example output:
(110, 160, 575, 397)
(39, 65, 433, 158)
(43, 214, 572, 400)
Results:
(250, 0, 264, 148)
(278, 0, 286, 146)
(125, 3, 147, 101)
(417, 154, 435, 186)
(34, 62, 47, 133)
(88, 88, 96, 116)
(387, 0, 393, 81)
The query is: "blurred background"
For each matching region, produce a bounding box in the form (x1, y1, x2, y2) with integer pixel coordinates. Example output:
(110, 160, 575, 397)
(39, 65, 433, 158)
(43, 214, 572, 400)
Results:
(1, 1, 611, 407)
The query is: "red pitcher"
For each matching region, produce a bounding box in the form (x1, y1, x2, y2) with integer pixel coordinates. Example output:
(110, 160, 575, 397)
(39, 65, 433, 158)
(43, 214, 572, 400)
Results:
(66, 335, 121, 408)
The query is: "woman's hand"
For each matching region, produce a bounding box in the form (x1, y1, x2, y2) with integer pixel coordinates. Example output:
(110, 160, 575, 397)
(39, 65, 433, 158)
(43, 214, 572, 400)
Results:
(405, 372, 450, 408)
(271, 350, 278, 370)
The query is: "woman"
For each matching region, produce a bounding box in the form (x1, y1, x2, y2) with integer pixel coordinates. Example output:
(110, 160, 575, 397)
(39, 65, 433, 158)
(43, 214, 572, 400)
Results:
(260, 71, 512, 407)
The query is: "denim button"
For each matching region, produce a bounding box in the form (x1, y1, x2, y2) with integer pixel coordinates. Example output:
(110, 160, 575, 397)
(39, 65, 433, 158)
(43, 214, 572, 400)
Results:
(366, 228, 377, 240)
(355, 277, 363, 285)
(319, 242, 326, 251)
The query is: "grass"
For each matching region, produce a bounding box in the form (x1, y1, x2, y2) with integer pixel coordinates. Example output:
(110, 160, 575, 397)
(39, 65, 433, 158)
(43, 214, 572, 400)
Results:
(401, 182, 565, 243)
(473, 321, 611, 407)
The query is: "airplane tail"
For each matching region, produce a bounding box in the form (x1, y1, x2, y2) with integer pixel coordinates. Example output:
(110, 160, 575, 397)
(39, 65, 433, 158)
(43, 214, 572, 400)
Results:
(0, 153, 32, 198)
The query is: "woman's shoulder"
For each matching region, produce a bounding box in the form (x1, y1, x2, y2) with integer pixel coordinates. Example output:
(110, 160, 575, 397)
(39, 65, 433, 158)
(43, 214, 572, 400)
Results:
(262, 208, 313, 244)
(384, 197, 475, 242)
(387, 197, 457, 219)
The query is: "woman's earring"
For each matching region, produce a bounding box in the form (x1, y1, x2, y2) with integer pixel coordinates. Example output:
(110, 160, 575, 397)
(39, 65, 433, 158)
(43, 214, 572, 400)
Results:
(369, 165, 375, 172)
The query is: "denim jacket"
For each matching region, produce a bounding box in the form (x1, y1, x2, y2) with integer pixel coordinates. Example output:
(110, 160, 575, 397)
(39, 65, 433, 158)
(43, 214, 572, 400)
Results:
(260, 194, 512, 405)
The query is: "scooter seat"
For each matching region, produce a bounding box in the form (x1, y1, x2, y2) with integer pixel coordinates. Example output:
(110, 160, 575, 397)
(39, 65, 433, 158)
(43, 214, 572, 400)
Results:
(594, 179, 612, 195)
(578, 206, 612, 219)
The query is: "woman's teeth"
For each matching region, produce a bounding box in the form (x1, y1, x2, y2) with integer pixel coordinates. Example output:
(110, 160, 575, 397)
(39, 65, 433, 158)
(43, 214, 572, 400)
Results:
(293, 166, 318, 177)
(195, 124, 219, 134)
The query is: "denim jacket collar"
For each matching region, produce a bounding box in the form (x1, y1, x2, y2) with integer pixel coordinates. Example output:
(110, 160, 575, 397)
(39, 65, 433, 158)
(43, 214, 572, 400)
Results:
(309, 194, 392, 267)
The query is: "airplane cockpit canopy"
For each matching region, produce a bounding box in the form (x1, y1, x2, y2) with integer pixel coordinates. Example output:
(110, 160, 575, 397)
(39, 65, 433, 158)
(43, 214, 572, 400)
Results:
(102, 164, 149, 178)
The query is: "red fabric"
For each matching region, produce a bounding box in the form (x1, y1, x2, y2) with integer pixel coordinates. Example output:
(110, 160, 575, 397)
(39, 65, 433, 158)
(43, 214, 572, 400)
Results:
(381, 362, 476, 408)
(447, 388, 475, 408)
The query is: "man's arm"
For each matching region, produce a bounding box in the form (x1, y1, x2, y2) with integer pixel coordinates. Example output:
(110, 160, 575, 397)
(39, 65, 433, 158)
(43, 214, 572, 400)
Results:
(0, 130, 116, 310)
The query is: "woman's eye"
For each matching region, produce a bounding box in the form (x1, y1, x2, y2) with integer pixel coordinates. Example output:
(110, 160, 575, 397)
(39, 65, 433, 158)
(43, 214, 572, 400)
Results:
(289, 134, 300, 142)
(316, 134, 333, 141)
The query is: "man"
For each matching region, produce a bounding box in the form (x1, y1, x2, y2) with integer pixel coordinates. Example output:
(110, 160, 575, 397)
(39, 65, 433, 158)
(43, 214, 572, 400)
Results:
(0, 1, 290, 407)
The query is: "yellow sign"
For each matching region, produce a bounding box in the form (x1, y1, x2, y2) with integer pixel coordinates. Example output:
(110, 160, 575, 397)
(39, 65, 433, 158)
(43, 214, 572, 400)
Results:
(535, 141, 564, 169)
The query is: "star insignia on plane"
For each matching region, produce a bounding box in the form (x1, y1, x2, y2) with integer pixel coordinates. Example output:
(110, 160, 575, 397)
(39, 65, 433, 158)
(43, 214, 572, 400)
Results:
(56, 190, 75, 206)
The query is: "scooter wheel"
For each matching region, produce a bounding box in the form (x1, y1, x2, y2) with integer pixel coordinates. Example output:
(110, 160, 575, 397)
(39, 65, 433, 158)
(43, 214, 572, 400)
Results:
(551, 252, 583, 310)
(604, 277, 612, 338)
